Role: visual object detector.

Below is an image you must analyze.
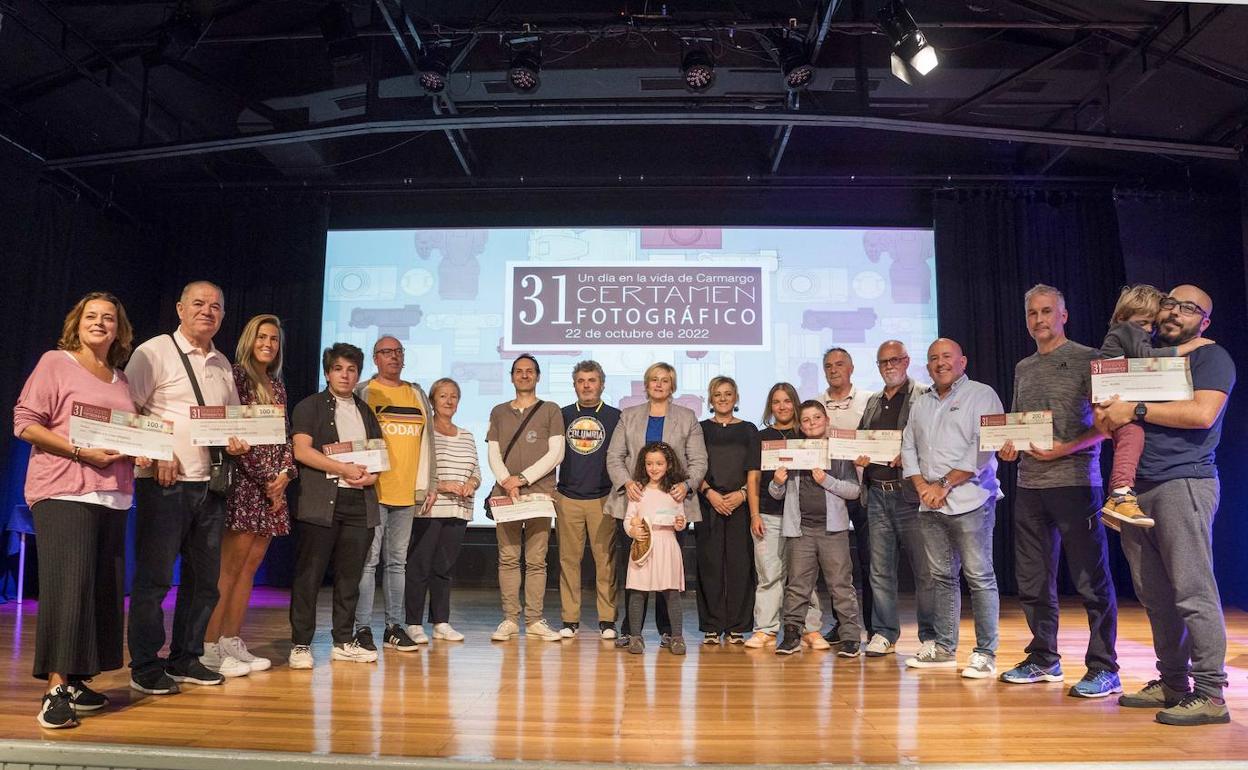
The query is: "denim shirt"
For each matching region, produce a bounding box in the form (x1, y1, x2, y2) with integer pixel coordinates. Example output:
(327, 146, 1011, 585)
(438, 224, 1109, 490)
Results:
(901, 374, 1003, 515)
(768, 460, 862, 536)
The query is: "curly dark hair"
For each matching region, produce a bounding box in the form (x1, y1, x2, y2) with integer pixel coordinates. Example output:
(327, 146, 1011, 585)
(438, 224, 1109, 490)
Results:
(631, 441, 688, 489)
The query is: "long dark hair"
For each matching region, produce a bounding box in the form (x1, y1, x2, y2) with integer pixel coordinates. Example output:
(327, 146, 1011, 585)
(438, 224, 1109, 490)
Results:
(631, 441, 688, 489)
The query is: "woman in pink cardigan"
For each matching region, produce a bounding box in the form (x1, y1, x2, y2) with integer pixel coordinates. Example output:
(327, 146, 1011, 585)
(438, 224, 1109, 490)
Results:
(13, 292, 149, 730)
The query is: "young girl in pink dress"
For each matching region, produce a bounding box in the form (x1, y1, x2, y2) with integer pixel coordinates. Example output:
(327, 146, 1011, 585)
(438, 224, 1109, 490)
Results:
(625, 442, 689, 656)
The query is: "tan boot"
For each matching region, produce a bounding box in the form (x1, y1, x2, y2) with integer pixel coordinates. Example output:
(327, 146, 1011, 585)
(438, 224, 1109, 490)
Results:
(1103, 493, 1155, 528)
(743, 632, 776, 649)
(802, 631, 831, 651)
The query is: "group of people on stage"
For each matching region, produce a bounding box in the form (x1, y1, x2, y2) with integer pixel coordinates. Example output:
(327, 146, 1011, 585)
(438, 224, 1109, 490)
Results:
(15, 278, 1234, 731)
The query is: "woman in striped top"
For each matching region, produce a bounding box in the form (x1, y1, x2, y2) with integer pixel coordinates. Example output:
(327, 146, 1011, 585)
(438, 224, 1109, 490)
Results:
(405, 377, 479, 642)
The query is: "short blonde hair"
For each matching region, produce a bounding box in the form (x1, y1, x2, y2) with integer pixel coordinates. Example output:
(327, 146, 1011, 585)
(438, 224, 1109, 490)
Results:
(1110, 284, 1165, 327)
(707, 375, 738, 405)
(429, 377, 461, 400)
(643, 362, 677, 395)
(58, 292, 134, 369)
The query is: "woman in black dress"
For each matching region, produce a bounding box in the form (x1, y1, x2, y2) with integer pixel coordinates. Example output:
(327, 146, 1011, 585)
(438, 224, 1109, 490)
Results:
(695, 376, 760, 644)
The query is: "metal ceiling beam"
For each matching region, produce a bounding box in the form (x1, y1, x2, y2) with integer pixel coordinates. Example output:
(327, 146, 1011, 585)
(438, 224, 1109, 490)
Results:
(43, 110, 1239, 170)
(941, 36, 1092, 120)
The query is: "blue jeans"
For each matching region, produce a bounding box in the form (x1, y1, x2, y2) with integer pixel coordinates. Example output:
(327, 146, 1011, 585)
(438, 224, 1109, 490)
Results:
(920, 501, 999, 656)
(355, 503, 414, 629)
(866, 484, 935, 645)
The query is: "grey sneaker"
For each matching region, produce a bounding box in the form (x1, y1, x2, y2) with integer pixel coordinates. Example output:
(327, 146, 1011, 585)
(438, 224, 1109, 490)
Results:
(961, 651, 996, 679)
(864, 633, 895, 657)
(1155, 693, 1231, 726)
(628, 635, 645, 654)
(904, 640, 957, 669)
(1118, 679, 1188, 709)
(669, 636, 687, 656)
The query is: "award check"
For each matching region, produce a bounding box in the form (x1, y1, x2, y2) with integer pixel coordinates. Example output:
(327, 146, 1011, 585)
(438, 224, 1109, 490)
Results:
(488, 493, 557, 523)
(827, 429, 903, 465)
(188, 405, 286, 447)
(324, 438, 391, 477)
(979, 411, 1054, 452)
(761, 439, 827, 471)
(647, 508, 680, 528)
(1091, 357, 1194, 403)
(69, 402, 175, 461)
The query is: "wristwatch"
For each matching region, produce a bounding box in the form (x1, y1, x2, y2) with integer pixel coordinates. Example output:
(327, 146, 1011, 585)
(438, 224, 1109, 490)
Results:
(516, 473, 529, 485)
(1133, 402, 1148, 423)
(936, 475, 951, 489)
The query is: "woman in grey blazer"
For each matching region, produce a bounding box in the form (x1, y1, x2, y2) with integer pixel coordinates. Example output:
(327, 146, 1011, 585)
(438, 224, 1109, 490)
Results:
(604, 362, 708, 646)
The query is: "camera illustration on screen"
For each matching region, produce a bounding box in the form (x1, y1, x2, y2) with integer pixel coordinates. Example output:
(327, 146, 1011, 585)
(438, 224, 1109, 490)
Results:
(451, 361, 506, 395)
(863, 230, 933, 304)
(528, 229, 639, 262)
(327, 266, 398, 301)
(413, 229, 487, 300)
(496, 338, 582, 358)
(776, 267, 849, 304)
(797, 361, 822, 400)
(801, 308, 878, 343)
(349, 304, 423, 340)
(639, 227, 723, 250)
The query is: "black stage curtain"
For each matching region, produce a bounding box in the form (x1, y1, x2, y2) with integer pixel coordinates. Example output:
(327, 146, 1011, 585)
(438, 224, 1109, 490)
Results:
(933, 189, 1129, 596)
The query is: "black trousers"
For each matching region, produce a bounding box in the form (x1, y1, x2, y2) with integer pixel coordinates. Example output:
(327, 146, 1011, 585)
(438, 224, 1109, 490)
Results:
(616, 519, 672, 636)
(825, 499, 873, 638)
(694, 497, 756, 634)
(1014, 486, 1118, 671)
(129, 479, 224, 673)
(406, 517, 468, 625)
(31, 499, 127, 680)
(289, 489, 375, 646)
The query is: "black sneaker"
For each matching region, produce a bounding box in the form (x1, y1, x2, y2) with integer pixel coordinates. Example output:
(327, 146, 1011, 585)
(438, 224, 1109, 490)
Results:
(659, 633, 673, 649)
(166, 658, 225, 686)
(129, 667, 180, 695)
(599, 622, 618, 640)
(838, 641, 862, 658)
(702, 631, 721, 646)
(560, 622, 579, 639)
(355, 626, 377, 653)
(615, 633, 632, 649)
(776, 625, 802, 656)
(68, 679, 109, 712)
(384, 624, 419, 652)
(37, 687, 78, 729)
(822, 626, 841, 647)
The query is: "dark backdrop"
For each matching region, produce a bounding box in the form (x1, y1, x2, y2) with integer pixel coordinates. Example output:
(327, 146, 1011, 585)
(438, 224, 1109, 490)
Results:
(2, 155, 1245, 605)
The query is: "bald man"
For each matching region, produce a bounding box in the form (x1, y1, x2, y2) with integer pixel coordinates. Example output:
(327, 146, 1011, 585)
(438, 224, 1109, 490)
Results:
(900, 338, 1003, 679)
(1095, 284, 1235, 726)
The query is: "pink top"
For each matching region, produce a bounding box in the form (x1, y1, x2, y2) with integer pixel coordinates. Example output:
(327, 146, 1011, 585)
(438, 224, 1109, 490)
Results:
(14, 351, 137, 507)
(625, 487, 686, 592)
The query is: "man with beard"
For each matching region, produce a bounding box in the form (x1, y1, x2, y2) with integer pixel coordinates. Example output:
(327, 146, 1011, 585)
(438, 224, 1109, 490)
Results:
(1096, 284, 1235, 726)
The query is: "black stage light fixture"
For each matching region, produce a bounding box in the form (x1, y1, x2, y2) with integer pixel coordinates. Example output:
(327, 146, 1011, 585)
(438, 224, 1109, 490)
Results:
(681, 49, 715, 92)
(418, 48, 450, 95)
(777, 33, 815, 92)
(878, 0, 938, 85)
(507, 34, 542, 94)
(319, 0, 364, 66)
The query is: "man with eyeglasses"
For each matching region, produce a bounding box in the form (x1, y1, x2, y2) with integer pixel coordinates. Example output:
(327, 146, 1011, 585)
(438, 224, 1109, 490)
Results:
(1095, 285, 1235, 726)
(817, 347, 874, 649)
(850, 340, 932, 658)
(996, 285, 1119, 698)
(352, 336, 435, 653)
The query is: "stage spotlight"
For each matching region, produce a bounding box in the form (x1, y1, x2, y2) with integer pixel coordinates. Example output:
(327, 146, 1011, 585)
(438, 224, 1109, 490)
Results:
(507, 35, 542, 94)
(681, 49, 715, 92)
(777, 34, 815, 92)
(878, 0, 938, 85)
(418, 49, 449, 95)
(318, 0, 363, 66)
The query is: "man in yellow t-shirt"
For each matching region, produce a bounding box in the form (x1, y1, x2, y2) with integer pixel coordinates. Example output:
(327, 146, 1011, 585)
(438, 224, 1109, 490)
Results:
(352, 336, 435, 653)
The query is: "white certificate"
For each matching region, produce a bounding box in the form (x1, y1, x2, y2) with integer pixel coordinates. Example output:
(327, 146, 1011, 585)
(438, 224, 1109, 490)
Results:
(488, 493, 557, 523)
(69, 402, 175, 461)
(188, 404, 287, 447)
(647, 507, 680, 528)
(826, 429, 903, 465)
(323, 438, 391, 478)
(979, 411, 1054, 452)
(760, 439, 827, 471)
(1091, 357, 1194, 403)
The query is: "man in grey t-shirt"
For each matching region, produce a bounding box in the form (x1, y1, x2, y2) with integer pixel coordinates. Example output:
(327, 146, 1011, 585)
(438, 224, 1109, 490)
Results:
(997, 284, 1119, 697)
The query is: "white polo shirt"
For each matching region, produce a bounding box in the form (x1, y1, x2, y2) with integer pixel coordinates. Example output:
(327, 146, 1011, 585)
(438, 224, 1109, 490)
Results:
(819, 385, 872, 433)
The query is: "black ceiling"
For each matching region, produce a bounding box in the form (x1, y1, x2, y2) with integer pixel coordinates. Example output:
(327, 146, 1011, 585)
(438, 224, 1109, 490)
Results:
(2, 0, 1245, 207)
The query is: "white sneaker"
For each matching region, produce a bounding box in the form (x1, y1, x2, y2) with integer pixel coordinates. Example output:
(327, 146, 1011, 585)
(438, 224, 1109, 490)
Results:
(331, 641, 379, 663)
(289, 645, 314, 670)
(433, 623, 465, 641)
(200, 642, 250, 678)
(526, 619, 563, 642)
(405, 625, 430, 645)
(962, 651, 996, 679)
(864, 633, 896, 657)
(904, 640, 958, 669)
(491, 619, 520, 641)
(559, 623, 578, 639)
(221, 636, 271, 672)
(599, 625, 618, 640)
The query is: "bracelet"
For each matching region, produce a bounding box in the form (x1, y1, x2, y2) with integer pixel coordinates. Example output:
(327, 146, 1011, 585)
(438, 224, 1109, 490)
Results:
(72, 447, 82, 463)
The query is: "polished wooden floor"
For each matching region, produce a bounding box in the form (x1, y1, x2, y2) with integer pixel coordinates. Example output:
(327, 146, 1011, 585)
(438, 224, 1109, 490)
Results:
(4, 588, 1248, 766)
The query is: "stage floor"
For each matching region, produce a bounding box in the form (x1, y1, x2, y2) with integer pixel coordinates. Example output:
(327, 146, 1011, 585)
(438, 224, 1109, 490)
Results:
(3, 587, 1248, 767)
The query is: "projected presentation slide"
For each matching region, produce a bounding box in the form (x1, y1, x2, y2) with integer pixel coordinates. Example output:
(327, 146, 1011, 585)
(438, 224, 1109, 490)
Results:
(323, 226, 937, 525)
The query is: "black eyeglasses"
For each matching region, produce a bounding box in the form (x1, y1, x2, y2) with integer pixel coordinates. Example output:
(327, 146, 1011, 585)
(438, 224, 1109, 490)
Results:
(1160, 297, 1209, 319)
(375, 347, 405, 357)
(877, 356, 909, 368)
